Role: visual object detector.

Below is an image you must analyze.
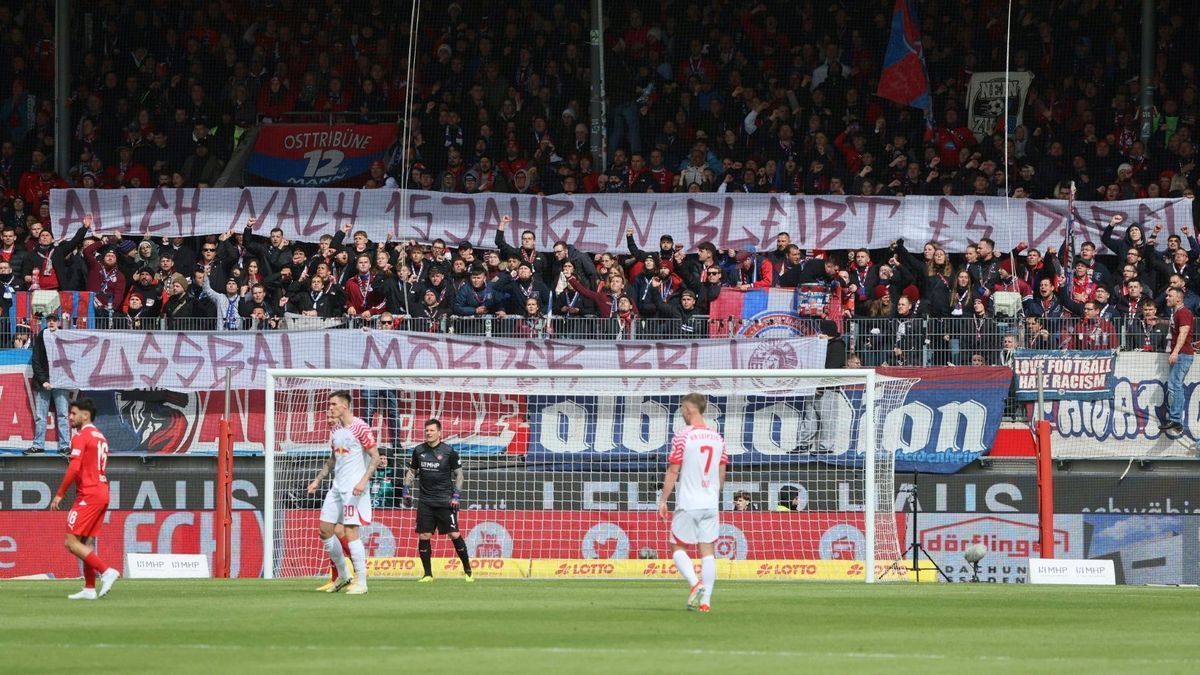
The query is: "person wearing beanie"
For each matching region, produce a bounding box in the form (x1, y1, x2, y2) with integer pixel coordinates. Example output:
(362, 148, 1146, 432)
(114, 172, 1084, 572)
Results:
(162, 274, 194, 329)
(650, 283, 706, 337)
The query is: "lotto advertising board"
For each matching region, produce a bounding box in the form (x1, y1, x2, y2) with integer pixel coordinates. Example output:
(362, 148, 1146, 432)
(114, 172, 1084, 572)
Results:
(278, 510, 907, 578)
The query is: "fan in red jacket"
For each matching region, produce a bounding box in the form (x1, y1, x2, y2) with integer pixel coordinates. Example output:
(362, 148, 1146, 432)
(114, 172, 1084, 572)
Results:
(923, 109, 975, 168)
(83, 241, 127, 316)
(21, 167, 68, 206)
(102, 147, 151, 188)
(344, 253, 387, 319)
(257, 77, 296, 121)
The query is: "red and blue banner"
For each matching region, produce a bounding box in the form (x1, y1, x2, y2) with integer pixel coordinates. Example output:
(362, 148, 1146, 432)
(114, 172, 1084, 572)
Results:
(245, 124, 397, 188)
(876, 0, 932, 117)
(1012, 350, 1118, 401)
(6, 290, 95, 330)
(709, 288, 819, 337)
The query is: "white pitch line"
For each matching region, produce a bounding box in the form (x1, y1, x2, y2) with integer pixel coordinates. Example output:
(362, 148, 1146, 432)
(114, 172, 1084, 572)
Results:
(13, 643, 1199, 665)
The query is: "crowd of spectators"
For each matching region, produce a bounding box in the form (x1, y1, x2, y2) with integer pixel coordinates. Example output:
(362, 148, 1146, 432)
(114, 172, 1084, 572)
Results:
(0, 0, 1199, 364)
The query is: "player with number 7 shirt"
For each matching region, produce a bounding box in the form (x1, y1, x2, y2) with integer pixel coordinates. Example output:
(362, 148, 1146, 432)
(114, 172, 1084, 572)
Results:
(657, 393, 728, 613)
(49, 398, 121, 600)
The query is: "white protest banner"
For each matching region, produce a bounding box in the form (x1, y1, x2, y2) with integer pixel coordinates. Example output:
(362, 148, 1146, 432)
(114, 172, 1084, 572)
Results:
(44, 330, 827, 392)
(1040, 351, 1200, 459)
(49, 188, 1191, 255)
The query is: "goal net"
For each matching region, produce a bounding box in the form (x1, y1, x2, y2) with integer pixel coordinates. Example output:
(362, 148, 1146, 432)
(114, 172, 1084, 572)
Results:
(264, 369, 918, 582)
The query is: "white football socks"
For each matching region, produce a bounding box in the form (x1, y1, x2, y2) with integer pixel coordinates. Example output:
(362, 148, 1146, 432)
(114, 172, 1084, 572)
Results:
(322, 536, 351, 580)
(347, 538, 367, 587)
(700, 555, 716, 604)
(673, 550, 699, 586)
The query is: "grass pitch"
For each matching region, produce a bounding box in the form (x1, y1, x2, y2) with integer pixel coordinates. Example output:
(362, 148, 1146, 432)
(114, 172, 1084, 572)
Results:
(2, 579, 1198, 674)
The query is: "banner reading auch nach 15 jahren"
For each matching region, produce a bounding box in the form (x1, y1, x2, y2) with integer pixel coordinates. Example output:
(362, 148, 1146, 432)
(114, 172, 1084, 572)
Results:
(245, 124, 397, 188)
(1012, 350, 1117, 401)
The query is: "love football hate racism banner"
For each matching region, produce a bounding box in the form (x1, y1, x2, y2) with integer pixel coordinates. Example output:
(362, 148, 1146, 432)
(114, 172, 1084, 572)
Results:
(1012, 350, 1118, 401)
(50, 188, 1190, 255)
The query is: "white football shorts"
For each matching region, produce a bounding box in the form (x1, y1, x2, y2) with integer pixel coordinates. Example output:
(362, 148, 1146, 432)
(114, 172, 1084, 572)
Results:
(320, 489, 373, 526)
(670, 508, 719, 545)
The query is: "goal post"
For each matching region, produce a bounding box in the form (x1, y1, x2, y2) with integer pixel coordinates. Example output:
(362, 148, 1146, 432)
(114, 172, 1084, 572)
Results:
(264, 368, 917, 582)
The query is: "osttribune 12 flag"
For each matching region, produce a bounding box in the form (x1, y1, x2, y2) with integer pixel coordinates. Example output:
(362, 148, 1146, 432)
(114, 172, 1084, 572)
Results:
(876, 0, 932, 117)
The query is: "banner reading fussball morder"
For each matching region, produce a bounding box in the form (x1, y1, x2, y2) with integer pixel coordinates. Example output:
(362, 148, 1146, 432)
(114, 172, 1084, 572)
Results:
(49, 188, 1191, 255)
(43, 330, 824, 391)
(245, 124, 397, 188)
(1013, 350, 1117, 401)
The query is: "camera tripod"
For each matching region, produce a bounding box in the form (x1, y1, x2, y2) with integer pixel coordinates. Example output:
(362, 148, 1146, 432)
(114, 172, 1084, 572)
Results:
(880, 470, 951, 582)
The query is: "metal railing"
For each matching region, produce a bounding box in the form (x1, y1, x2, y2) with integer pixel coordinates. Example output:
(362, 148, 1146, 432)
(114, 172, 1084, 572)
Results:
(846, 316, 1176, 368)
(35, 314, 822, 339)
(20, 314, 1188, 355)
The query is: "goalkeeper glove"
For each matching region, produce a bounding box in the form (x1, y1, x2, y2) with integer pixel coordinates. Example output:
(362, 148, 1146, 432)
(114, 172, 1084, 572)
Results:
(401, 486, 412, 508)
(450, 489, 461, 509)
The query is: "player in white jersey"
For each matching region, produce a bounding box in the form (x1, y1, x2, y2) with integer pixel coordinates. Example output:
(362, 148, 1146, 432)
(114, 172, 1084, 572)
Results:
(657, 392, 727, 613)
(306, 390, 380, 594)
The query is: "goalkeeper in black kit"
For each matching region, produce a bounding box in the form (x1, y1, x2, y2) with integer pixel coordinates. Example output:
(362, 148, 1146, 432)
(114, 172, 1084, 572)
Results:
(404, 418, 473, 582)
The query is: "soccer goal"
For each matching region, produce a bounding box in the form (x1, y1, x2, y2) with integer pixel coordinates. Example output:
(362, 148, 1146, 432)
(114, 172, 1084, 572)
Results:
(263, 369, 918, 582)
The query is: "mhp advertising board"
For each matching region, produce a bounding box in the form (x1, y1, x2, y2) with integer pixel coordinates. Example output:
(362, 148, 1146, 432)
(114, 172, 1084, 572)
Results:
(525, 367, 1010, 474)
(245, 124, 396, 187)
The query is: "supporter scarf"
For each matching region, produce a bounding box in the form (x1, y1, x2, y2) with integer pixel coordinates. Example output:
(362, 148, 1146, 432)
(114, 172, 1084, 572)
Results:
(1071, 276, 1097, 299)
(99, 266, 118, 303)
(1138, 319, 1156, 351)
(36, 245, 52, 272)
(853, 264, 871, 300)
(225, 296, 239, 329)
(951, 289, 969, 316)
(467, 284, 485, 307)
(358, 273, 372, 295)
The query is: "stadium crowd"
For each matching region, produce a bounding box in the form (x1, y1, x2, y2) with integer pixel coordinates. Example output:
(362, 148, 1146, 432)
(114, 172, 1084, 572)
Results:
(0, 0, 1199, 365)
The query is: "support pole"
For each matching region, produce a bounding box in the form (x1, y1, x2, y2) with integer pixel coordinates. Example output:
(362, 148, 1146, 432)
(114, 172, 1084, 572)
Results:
(215, 368, 234, 578)
(54, 0, 72, 176)
(1035, 361, 1054, 559)
(1138, 0, 1155, 142)
(588, 0, 608, 171)
(1036, 419, 1054, 559)
(864, 371, 877, 583)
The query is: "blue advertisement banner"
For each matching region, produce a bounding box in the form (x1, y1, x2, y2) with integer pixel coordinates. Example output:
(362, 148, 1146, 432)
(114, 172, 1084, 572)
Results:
(524, 367, 1010, 474)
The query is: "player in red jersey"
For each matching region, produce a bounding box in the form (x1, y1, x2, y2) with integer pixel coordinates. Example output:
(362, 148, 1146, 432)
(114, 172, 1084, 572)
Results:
(49, 398, 120, 600)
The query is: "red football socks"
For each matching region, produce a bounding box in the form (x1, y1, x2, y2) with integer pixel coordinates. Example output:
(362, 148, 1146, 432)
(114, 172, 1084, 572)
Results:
(83, 552, 110, 575)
